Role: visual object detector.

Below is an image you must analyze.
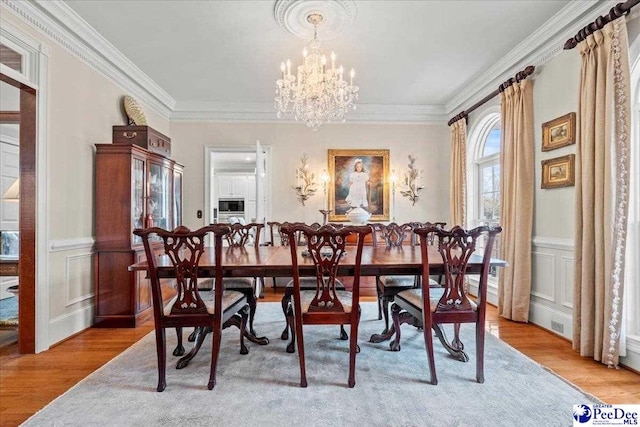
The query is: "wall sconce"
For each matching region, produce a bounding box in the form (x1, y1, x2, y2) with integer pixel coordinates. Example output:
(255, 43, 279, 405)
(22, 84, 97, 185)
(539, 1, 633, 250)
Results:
(389, 170, 398, 221)
(292, 154, 317, 206)
(400, 155, 423, 206)
(319, 169, 331, 224)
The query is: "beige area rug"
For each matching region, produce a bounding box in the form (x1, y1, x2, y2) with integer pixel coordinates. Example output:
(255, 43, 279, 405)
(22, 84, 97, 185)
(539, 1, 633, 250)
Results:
(23, 303, 599, 426)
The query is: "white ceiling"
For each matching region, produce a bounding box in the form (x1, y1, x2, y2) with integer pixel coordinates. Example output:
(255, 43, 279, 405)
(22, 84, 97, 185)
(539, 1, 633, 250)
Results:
(64, 0, 571, 113)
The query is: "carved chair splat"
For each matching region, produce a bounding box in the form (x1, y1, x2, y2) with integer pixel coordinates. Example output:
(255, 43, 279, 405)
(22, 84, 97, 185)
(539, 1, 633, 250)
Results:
(134, 225, 249, 391)
(281, 223, 371, 388)
(389, 225, 501, 385)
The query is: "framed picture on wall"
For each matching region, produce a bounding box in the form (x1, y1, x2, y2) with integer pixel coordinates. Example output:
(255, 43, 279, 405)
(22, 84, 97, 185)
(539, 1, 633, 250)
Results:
(328, 149, 390, 222)
(542, 112, 576, 151)
(541, 154, 575, 189)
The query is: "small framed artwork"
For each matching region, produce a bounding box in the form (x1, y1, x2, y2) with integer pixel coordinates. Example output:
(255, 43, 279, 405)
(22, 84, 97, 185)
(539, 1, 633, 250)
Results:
(542, 112, 576, 151)
(541, 154, 575, 189)
(327, 149, 390, 222)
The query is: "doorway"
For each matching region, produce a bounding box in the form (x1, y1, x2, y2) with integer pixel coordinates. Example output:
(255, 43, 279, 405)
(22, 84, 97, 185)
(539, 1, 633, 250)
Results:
(0, 72, 37, 353)
(205, 144, 272, 237)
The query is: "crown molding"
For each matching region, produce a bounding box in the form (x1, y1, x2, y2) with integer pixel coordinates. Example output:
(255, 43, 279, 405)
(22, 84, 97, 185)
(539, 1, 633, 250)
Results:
(171, 102, 447, 124)
(445, 0, 616, 115)
(0, 0, 176, 119)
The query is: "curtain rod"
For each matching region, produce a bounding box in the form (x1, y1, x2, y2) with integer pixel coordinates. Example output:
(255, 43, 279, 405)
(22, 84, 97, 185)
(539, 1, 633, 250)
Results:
(564, 0, 639, 50)
(447, 66, 535, 127)
(447, 0, 639, 127)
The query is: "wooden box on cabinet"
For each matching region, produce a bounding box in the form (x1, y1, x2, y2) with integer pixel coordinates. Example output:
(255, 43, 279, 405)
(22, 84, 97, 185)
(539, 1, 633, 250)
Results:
(112, 125, 171, 157)
(94, 143, 183, 327)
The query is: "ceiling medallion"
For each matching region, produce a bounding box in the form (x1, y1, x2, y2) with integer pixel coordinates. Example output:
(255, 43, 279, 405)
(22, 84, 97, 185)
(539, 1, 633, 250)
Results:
(274, 0, 357, 41)
(275, 12, 359, 130)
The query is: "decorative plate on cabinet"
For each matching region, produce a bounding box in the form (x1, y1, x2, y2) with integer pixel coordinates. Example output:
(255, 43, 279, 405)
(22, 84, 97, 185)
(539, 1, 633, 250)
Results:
(123, 95, 147, 125)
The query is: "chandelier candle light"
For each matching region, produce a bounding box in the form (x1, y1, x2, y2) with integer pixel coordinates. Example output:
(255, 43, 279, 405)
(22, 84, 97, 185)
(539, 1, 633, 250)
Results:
(275, 13, 359, 130)
(400, 155, 424, 206)
(293, 154, 317, 206)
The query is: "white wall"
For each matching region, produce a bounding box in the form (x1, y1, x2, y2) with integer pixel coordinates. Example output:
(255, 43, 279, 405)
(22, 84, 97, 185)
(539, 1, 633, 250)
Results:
(2, 11, 170, 348)
(169, 121, 450, 228)
(466, 51, 581, 341)
(466, 23, 640, 372)
(527, 51, 581, 340)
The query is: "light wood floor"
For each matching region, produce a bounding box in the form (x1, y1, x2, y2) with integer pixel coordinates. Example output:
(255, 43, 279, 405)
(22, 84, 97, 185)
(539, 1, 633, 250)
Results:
(1, 289, 639, 426)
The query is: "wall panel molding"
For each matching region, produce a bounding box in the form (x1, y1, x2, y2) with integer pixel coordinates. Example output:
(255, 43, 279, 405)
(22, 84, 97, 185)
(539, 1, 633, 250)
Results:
(532, 236, 574, 251)
(64, 252, 93, 307)
(531, 251, 556, 302)
(49, 237, 94, 252)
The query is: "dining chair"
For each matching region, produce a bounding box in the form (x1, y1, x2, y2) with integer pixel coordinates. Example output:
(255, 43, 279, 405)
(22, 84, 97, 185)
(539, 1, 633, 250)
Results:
(222, 222, 265, 336)
(278, 222, 347, 342)
(370, 222, 413, 324)
(134, 225, 249, 391)
(281, 223, 371, 388)
(390, 224, 501, 384)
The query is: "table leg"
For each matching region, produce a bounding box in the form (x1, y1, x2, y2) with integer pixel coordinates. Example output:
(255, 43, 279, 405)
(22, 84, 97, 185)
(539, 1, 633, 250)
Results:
(432, 324, 469, 362)
(226, 314, 269, 345)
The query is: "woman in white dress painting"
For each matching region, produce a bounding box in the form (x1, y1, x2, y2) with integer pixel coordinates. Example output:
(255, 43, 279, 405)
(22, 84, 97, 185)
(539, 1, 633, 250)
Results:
(345, 158, 369, 209)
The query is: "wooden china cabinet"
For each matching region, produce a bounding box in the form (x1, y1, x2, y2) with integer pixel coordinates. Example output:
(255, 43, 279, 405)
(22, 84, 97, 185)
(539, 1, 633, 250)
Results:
(94, 126, 183, 327)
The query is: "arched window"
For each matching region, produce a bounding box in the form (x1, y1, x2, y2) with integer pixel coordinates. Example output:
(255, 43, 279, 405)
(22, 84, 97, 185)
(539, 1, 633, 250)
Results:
(467, 109, 501, 280)
(467, 109, 501, 228)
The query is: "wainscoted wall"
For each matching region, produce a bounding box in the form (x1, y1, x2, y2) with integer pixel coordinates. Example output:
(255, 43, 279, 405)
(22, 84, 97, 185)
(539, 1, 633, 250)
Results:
(1, 10, 170, 350)
(47, 238, 95, 346)
(529, 237, 573, 340)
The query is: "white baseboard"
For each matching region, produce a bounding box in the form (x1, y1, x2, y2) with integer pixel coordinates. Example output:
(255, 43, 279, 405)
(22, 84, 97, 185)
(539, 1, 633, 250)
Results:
(47, 304, 93, 347)
(621, 335, 640, 372)
(467, 278, 498, 306)
(528, 300, 572, 340)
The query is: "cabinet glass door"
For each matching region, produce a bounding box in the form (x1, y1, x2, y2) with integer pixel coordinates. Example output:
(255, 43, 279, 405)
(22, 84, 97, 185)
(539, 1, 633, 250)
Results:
(148, 162, 170, 234)
(173, 170, 183, 228)
(132, 158, 145, 244)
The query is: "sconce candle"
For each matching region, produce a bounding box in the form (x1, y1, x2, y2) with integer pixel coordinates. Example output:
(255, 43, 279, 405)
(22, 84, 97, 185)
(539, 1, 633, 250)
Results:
(389, 170, 398, 221)
(292, 154, 317, 206)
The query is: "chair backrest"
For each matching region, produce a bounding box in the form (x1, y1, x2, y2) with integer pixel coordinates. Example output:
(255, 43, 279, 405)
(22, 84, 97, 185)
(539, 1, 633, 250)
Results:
(225, 222, 264, 247)
(409, 221, 446, 246)
(134, 225, 230, 323)
(267, 221, 303, 247)
(281, 223, 371, 312)
(371, 222, 413, 248)
(414, 225, 501, 313)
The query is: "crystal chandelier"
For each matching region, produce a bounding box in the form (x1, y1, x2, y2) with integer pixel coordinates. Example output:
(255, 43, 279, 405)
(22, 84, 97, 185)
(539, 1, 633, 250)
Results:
(275, 13, 359, 130)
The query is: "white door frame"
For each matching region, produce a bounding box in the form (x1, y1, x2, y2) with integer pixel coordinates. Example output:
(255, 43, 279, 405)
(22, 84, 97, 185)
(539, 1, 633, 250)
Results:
(203, 145, 272, 226)
(1, 18, 50, 352)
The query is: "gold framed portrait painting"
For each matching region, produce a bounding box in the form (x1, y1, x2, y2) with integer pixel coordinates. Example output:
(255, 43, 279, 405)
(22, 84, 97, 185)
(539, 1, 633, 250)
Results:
(541, 154, 575, 189)
(542, 112, 576, 151)
(327, 149, 390, 222)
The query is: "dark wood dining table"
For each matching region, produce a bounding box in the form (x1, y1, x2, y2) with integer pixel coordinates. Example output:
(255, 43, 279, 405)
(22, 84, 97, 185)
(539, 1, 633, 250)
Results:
(129, 245, 506, 364)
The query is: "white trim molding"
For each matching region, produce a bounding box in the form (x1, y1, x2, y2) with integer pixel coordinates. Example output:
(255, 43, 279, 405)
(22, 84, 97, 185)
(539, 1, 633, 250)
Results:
(48, 305, 93, 347)
(445, 1, 616, 115)
(1, 0, 175, 119)
(532, 236, 574, 251)
(49, 237, 95, 253)
(64, 252, 94, 307)
(172, 102, 447, 124)
(1, 16, 51, 353)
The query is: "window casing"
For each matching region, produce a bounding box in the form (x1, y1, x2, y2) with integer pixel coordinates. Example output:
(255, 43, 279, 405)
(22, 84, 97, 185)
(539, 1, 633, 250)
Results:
(468, 112, 501, 278)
